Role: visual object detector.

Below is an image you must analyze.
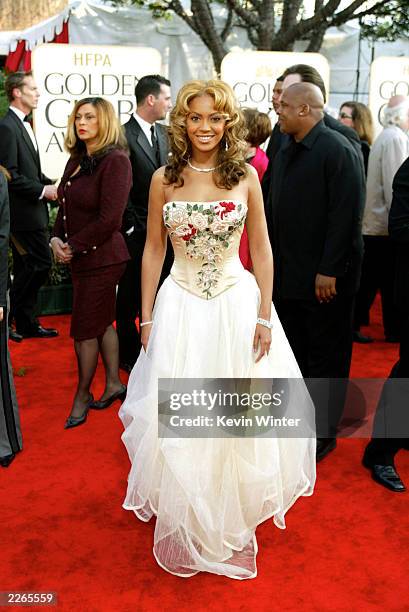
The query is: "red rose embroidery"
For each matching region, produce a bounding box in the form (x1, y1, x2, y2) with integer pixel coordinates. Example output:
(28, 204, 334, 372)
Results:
(181, 224, 197, 241)
(218, 201, 236, 219)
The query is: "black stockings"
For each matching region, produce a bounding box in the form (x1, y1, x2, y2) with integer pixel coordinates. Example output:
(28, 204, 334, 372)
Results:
(69, 324, 123, 417)
(98, 324, 122, 400)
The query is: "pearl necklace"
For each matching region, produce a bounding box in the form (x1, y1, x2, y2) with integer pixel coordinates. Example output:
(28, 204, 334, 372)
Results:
(187, 158, 219, 173)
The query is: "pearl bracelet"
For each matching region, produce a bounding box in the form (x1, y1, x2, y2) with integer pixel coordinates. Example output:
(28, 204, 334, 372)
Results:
(140, 320, 153, 327)
(257, 317, 273, 329)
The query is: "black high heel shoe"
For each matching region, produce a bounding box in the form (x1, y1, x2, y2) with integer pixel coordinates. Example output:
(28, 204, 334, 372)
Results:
(89, 385, 127, 410)
(64, 394, 94, 430)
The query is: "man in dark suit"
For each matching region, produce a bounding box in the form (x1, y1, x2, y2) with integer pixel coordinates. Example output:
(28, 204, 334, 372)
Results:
(270, 83, 364, 462)
(116, 74, 172, 372)
(0, 71, 58, 339)
(363, 156, 409, 492)
(263, 75, 284, 174)
(262, 63, 365, 227)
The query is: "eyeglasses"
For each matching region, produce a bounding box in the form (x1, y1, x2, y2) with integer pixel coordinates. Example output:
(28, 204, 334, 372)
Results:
(339, 112, 353, 120)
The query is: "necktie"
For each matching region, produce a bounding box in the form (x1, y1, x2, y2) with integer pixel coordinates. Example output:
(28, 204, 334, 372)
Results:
(150, 125, 161, 166)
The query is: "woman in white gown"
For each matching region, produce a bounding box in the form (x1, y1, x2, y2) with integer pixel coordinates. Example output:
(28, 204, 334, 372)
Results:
(119, 80, 316, 580)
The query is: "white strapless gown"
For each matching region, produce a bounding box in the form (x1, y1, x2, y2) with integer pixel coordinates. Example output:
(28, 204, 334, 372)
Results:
(119, 200, 316, 580)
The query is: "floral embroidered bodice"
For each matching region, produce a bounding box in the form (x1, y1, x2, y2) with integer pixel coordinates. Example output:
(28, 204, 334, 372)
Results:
(163, 200, 248, 299)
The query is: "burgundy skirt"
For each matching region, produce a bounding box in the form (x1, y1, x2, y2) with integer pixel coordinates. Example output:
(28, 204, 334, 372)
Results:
(70, 263, 126, 341)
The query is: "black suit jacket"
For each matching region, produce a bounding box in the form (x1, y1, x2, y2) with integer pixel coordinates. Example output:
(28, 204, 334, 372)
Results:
(270, 120, 364, 301)
(262, 113, 365, 205)
(0, 173, 9, 308)
(0, 109, 52, 231)
(122, 116, 169, 236)
(389, 156, 409, 311)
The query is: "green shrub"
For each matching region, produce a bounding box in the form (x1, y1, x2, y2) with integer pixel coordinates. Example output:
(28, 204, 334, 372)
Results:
(0, 70, 9, 118)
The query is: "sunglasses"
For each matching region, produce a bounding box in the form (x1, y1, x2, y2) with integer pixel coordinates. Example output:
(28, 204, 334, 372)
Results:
(339, 112, 353, 120)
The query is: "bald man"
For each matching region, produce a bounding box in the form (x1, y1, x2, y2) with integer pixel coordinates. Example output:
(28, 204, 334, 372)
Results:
(262, 63, 365, 241)
(355, 95, 409, 344)
(270, 83, 364, 462)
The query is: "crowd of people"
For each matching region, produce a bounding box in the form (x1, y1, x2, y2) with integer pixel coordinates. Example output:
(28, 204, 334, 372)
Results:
(0, 65, 408, 578)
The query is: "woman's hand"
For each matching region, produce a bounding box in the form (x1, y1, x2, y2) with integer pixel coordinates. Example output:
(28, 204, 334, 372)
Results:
(0, 306, 3, 322)
(253, 323, 272, 363)
(50, 237, 73, 264)
(141, 323, 153, 352)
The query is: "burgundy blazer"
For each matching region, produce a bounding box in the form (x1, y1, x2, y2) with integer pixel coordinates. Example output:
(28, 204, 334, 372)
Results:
(54, 148, 131, 273)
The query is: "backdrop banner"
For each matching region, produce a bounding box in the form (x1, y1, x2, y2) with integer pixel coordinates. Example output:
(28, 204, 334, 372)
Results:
(221, 51, 330, 120)
(31, 43, 162, 179)
(369, 56, 409, 138)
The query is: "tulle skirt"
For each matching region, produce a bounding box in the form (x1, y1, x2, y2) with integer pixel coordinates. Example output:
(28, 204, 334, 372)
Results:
(119, 272, 316, 579)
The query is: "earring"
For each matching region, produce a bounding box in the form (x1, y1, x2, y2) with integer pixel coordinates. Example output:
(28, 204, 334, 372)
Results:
(224, 139, 229, 151)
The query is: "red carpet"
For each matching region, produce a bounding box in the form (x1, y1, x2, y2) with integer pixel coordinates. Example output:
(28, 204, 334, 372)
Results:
(2, 296, 408, 611)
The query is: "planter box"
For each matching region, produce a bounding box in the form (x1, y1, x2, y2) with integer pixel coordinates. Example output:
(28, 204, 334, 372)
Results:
(37, 283, 73, 315)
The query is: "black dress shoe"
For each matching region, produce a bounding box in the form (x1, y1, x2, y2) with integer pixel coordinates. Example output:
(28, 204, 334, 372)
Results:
(119, 362, 133, 374)
(89, 385, 127, 410)
(64, 395, 93, 429)
(353, 331, 374, 344)
(8, 328, 23, 343)
(0, 453, 15, 467)
(316, 437, 337, 462)
(367, 464, 406, 492)
(20, 325, 59, 339)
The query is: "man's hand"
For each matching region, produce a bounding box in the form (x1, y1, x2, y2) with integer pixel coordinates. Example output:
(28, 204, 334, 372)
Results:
(315, 274, 337, 303)
(43, 185, 58, 201)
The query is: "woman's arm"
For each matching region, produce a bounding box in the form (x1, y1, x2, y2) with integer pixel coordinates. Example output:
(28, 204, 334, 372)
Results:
(140, 169, 168, 350)
(247, 165, 273, 316)
(246, 164, 274, 362)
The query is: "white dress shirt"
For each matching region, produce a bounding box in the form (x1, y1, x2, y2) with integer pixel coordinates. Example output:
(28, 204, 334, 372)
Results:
(10, 105, 38, 151)
(9, 105, 46, 200)
(363, 125, 409, 236)
(133, 112, 154, 146)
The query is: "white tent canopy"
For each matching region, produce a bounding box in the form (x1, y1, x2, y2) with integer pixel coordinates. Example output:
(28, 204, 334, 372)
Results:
(2, 5, 71, 53)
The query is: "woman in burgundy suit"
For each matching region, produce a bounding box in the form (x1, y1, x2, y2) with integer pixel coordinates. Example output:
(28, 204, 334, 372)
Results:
(51, 97, 132, 429)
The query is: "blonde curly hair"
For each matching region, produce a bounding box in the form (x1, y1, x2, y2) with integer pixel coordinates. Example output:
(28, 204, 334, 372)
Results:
(165, 80, 248, 189)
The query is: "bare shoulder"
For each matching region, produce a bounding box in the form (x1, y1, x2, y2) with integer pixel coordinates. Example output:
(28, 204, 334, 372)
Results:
(245, 162, 258, 178)
(151, 166, 167, 189)
(244, 163, 260, 189)
(149, 167, 168, 209)
(153, 166, 166, 179)
(241, 163, 263, 212)
(243, 163, 260, 193)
